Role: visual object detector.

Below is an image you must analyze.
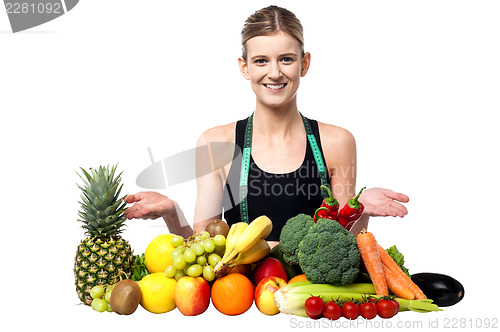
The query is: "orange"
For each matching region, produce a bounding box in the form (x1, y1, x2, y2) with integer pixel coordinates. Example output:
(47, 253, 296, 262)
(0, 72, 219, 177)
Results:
(288, 274, 308, 284)
(211, 273, 254, 315)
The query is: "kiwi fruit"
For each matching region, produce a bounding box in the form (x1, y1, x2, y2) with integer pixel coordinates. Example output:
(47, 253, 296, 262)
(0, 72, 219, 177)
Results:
(109, 279, 142, 315)
(205, 219, 230, 238)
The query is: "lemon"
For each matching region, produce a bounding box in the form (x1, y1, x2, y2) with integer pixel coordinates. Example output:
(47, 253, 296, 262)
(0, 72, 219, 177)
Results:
(144, 234, 176, 273)
(138, 273, 177, 313)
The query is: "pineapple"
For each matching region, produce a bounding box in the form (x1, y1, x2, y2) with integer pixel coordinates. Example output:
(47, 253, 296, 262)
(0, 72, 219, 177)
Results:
(74, 165, 134, 305)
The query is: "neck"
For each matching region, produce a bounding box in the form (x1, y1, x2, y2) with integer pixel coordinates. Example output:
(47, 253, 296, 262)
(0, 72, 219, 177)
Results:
(253, 98, 303, 139)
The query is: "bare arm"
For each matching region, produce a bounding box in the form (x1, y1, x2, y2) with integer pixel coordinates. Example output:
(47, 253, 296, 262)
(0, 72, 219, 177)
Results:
(192, 132, 224, 233)
(193, 123, 236, 233)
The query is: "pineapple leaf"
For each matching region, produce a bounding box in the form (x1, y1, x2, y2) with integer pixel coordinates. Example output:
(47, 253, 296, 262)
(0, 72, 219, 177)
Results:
(93, 196, 105, 211)
(114, 183, 124, 203)
(78, 167, 93, 184)
(109, 165, 118, 185)
(79, 198, 98, 216)
(78, 211, 94, 222)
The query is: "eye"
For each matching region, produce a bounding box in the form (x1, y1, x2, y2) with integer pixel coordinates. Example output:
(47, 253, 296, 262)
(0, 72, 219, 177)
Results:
(281, 57, 294, 63)
(254, 58, 267, 65)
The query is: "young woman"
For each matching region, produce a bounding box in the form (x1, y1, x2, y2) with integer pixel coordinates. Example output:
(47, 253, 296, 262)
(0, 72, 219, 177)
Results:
(124, 6, 409, 246)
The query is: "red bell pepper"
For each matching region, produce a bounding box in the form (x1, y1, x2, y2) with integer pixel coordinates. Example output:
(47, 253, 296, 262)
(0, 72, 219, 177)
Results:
(314, 207, 333, 222)
(313, 185, 339, 222)
(337, 187, 366, 230)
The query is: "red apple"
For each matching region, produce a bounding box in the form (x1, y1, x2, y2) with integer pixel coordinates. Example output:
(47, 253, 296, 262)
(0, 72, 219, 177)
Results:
(174, 276, 210, 316)
(252, 257, 288, 285)
(254, 276, 287, 315)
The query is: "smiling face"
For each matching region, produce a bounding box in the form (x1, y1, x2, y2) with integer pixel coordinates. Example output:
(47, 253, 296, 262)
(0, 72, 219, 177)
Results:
(239, 31, 311, 111)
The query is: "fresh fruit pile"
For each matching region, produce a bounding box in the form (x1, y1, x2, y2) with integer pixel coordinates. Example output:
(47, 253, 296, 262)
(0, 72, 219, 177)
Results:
(74, 168, 464, 320)
(164, 231, 226, 282)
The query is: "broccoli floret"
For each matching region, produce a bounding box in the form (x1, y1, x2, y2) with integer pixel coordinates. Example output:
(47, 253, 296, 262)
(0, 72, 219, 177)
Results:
(279, 214, 315, 266)
(298, 218, 360, 285)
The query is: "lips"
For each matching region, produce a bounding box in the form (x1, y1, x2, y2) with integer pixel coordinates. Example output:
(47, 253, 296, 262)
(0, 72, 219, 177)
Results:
(263, 83, 287, 90)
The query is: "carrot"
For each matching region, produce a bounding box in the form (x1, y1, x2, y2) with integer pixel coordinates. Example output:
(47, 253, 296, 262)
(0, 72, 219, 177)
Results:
(356, 229, 388, 296)
(377, 244, 426, 299)
(382, 264, 414, 300)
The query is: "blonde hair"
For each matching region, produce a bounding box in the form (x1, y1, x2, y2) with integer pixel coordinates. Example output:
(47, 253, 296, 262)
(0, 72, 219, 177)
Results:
(241, 5, 304, 61)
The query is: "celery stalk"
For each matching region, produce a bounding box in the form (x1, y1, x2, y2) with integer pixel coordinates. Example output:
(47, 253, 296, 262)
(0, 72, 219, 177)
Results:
(286, 281, 376, 295)
(273, 281, 441, 317)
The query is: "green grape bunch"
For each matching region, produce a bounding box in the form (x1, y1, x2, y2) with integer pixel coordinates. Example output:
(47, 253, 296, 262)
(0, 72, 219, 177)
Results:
(89, 284, 115, 313)
(164, 231, 226, 282)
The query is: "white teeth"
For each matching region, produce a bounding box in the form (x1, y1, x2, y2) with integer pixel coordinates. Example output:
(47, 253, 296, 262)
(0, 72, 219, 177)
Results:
(264, 84, 286, 90)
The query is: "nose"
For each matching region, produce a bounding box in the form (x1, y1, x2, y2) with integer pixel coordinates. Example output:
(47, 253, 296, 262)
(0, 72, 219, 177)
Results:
(267, 61, 282, 80)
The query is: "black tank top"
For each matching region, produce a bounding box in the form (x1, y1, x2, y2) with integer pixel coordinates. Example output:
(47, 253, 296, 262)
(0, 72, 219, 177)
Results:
(222, 116, 330, 241)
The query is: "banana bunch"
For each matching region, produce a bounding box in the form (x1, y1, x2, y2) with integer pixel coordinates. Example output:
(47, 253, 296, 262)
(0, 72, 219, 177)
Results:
(213, 216, 272, 277)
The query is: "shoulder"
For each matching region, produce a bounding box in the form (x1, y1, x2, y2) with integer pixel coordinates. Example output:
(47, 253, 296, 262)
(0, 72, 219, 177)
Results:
(196, 121, 237, 146)
(316, 121, 356, 152)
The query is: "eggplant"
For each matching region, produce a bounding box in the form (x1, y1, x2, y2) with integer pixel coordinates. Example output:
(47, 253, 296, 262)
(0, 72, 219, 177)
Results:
(411, 272, 464, 307)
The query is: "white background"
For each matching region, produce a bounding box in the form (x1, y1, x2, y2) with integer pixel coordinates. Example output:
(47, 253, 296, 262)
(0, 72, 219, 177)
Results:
(1, 0, 499, 330)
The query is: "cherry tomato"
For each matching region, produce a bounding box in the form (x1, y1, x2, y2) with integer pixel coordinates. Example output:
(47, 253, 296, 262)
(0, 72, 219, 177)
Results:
(342, 301, 360, 320)
(323, 301, 342, 320)
(393, 298, 400, 312)
(376, 299, 398, 319)
(305, 296, 325, 319)
(360, 302, 377, 320)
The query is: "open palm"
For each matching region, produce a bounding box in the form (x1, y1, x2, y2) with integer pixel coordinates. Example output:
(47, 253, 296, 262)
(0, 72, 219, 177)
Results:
(123, 191, 174, 220)
(359, 187, 409, 217)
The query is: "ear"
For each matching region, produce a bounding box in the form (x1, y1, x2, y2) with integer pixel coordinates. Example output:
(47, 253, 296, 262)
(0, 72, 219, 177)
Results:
(238, 57, 250, 80)
(300, 52, 311, 77)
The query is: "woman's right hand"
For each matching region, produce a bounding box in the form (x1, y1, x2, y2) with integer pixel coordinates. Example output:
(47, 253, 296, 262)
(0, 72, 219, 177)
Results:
(124, 191, 175, 220)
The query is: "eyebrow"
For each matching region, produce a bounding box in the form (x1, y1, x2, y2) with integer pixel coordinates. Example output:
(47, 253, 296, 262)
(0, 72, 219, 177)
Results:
(250, 53, 298, 61)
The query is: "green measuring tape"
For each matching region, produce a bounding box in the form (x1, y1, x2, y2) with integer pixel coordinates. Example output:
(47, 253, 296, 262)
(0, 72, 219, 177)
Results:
(239, 112, 329, 224)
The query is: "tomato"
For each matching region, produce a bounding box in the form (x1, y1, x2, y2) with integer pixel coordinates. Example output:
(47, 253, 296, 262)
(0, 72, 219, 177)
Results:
(323, 301, 342, 320)
(305, 296, 325, 319)
(376, 299, 398, 319)
(393, 299, 400, 312)
(342, 301, 360, 320)
(360, 302, 377, 319)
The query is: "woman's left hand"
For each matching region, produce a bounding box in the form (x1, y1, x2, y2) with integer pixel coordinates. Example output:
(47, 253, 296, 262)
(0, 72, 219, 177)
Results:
(359, 187, 409, 217)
